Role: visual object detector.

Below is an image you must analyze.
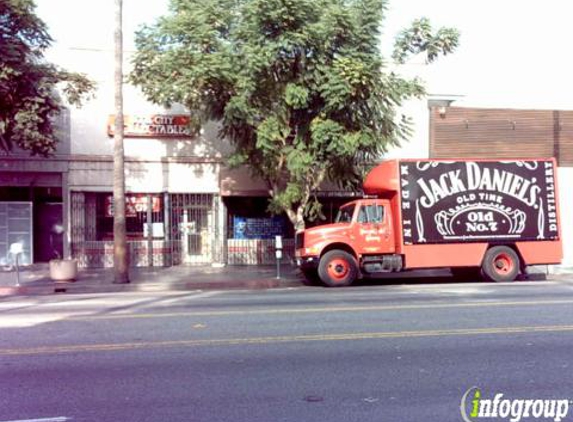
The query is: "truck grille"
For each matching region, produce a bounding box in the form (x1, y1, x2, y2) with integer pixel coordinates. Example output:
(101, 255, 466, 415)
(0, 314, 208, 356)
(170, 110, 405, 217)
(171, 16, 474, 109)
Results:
(295, 232, 305, 249)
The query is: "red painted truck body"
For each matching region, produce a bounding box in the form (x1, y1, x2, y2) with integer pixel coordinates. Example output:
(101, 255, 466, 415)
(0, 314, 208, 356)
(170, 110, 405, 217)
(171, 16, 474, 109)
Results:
(295, 159, 562, 286)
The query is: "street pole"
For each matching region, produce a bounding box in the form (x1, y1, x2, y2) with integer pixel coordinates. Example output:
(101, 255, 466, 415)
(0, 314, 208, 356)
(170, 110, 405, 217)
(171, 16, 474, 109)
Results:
(113, 0, 129, 283)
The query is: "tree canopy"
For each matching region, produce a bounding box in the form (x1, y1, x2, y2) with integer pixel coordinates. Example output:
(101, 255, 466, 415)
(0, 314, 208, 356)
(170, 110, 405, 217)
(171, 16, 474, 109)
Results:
(130, 0, 459, 229)
(0, 0, 94, 156)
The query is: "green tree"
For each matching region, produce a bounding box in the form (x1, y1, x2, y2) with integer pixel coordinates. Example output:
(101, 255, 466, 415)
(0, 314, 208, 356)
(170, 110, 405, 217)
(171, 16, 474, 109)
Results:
(0, 0, 94, 156)
(130, 0, 459, 230)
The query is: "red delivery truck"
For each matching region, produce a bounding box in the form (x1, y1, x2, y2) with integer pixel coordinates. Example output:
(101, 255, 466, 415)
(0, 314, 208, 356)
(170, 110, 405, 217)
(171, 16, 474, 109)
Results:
(295, 159, 562, 286)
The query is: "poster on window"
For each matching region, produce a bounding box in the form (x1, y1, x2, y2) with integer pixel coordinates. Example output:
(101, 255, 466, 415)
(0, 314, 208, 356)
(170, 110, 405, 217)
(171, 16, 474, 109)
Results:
(105, 195, 161, 217)
(233, 217, 285, 239)
(399, 160, 559, 244)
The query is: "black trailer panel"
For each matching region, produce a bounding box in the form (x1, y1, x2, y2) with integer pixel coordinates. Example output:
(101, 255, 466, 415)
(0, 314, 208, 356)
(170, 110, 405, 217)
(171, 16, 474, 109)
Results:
(399, 160, 559, 244)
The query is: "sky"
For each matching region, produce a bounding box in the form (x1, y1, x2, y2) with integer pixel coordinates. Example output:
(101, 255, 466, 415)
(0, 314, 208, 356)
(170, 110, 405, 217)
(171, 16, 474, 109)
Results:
(35, 0, 168, 52)
(33, 0, 573, 110)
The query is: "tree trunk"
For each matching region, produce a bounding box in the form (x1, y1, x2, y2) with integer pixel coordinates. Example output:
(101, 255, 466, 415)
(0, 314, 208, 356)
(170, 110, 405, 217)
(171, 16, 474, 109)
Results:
(113, 0, 129, 283)
(286, 204, 306, 232)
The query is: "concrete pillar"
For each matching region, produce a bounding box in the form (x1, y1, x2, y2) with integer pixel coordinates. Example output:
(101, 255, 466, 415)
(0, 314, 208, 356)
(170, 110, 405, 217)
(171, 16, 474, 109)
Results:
(62, 171, 71, 259)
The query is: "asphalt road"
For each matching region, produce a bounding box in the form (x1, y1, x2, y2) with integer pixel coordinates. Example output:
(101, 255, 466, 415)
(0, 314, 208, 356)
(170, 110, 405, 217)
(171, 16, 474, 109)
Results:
(2, 277, 573, 422)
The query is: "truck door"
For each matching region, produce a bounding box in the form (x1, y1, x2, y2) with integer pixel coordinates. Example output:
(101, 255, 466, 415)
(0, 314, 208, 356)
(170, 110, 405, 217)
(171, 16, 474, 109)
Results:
(355, 202, 395, 254)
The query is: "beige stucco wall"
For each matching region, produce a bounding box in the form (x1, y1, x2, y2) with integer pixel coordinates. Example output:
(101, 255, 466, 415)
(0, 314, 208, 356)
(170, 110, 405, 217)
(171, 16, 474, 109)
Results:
(69, 161, 220, 193)
(46, 39, 233, 160)
(48, 45, 231, 195)
(220, 167, 268, 196)
(557, 168, 573, 267)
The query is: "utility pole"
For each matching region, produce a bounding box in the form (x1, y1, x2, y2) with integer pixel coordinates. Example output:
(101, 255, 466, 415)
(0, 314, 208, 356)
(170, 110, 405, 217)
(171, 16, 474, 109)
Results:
(113, 0, 129, 283)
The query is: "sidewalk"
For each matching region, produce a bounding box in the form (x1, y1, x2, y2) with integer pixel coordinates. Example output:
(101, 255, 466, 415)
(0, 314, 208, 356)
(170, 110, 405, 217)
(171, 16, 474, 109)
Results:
(0, 263, 305, 296)
(1, 263, 571, 297)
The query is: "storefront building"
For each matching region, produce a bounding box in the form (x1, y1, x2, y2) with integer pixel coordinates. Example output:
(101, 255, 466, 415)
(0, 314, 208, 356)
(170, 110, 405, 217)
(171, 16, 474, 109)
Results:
(0, 159, 67, 266)
(0, 97, 354, 268)
(64, 114, 226, 268)
(0, 111, 72, 266)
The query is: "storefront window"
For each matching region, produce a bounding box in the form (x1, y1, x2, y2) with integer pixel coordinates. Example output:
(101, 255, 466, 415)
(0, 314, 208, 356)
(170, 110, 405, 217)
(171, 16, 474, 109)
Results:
(95, 193, 164, 240)
(223, 196, 293, 239)
(70, 192, 220, 268)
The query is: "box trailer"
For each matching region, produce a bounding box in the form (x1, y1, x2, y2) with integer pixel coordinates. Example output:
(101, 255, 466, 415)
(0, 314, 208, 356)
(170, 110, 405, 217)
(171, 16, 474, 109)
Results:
(295, 159, 562, 286)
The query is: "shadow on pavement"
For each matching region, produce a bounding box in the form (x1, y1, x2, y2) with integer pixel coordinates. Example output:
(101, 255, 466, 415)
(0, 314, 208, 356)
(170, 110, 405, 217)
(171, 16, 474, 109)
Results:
(305, 268, 550, 288)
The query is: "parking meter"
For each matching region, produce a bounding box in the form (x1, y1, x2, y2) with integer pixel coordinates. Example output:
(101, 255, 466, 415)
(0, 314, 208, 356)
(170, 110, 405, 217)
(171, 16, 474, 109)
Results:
(275, 235, 283, 279)
(9, 242, 23, 286)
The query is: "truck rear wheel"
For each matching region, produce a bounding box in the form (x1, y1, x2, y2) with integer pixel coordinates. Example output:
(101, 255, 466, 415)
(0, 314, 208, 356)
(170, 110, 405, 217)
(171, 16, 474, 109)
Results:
(481, 246, 520, 282)
(318, 250, 358, 287)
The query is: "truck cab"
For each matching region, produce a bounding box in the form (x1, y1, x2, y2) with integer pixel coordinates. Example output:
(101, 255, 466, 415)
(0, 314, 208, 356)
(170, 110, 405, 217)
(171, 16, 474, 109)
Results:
(295, 198, 402, 286)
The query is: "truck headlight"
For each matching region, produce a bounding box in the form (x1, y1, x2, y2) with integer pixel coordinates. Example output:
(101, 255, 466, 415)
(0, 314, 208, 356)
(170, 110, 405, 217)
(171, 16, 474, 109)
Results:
(304, 247, 319, 255)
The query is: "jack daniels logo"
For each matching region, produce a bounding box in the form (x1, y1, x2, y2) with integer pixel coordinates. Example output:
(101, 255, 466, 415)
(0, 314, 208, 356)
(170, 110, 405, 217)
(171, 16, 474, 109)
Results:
(400, 160, 559, 244)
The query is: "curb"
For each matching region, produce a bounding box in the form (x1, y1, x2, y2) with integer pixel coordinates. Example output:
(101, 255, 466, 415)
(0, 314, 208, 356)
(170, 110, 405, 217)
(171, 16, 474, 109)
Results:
(0, 286, 55, 296)
(3, 273, 571, 297)
(0, 277, 304, 297)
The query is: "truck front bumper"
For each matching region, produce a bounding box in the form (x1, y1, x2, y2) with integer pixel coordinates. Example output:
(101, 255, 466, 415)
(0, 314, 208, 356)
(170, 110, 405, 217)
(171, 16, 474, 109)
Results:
(296, 255, 319, 270)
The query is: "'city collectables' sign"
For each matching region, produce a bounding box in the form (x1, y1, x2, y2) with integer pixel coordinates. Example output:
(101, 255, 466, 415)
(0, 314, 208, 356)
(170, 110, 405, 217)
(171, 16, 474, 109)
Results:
(107, 114, 192, 138)
(400, 160, 559, 244)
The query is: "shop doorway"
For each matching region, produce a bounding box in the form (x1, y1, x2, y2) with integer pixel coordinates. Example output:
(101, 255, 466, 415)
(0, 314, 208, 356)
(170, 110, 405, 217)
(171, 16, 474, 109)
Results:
(34, 202, 63, 262)
(181, 205, 212, 264)
(170, 194, 216, 265)
(0, 187, 63, 264)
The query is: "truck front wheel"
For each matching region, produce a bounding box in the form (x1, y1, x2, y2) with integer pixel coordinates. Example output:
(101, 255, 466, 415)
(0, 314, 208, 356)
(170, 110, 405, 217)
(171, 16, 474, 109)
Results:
(318, 250, 358, 287)
(481, 246, 520, 282)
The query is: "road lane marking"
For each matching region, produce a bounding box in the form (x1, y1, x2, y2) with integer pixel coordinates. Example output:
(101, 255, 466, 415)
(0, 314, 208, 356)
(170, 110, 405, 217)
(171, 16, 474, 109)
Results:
(0, 291, 218, 311)
(70, 298, 573, 320)
(3, 324, 573, 356)
(0, 314, 74, 328)
(0, 291, 224, 328)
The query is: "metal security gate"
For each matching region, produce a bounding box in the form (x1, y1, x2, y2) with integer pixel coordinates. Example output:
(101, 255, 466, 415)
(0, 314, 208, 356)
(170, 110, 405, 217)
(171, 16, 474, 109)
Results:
(170, 194, 218, 265)
(70, 192, 220, 267)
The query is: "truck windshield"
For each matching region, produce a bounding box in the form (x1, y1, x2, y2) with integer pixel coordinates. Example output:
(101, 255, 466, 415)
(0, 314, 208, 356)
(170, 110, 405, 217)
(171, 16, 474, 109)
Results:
(335, 204, 355, 223)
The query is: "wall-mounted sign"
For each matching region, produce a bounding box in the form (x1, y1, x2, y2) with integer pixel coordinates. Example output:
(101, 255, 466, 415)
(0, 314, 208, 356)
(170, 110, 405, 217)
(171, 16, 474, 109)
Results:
(107, 114, 192, 138)
(105, 195, 161, 217)
(144, 222, 165, 238)
(399, 160, 559, 244)
(233, 216, 285, 239)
